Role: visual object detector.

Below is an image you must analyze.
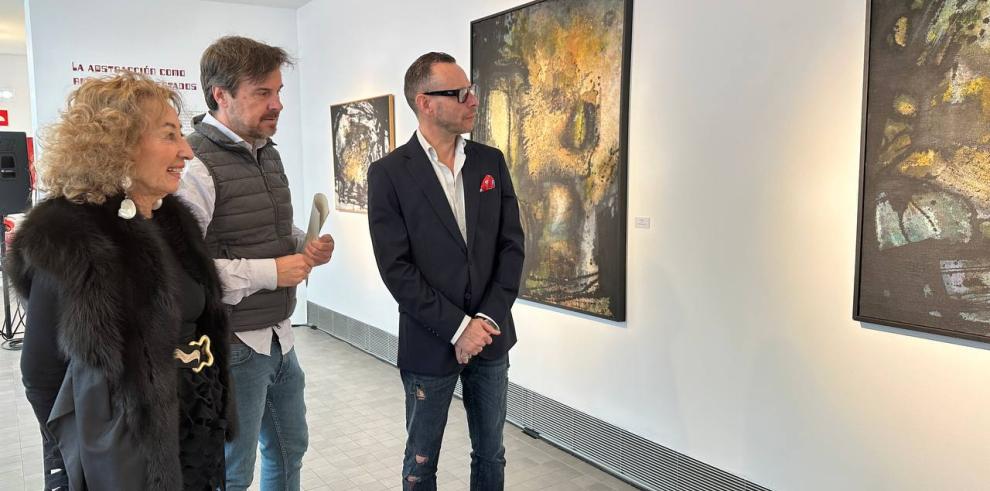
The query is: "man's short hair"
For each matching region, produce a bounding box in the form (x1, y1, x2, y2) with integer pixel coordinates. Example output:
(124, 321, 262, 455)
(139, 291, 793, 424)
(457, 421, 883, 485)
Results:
(404, 52, 457, 113)
(200, 36, 293, 111)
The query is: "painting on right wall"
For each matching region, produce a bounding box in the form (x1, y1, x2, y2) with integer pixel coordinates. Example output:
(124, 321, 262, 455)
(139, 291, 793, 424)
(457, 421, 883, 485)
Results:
(471, 0, 633, 321)
(855, 1, 990, 342)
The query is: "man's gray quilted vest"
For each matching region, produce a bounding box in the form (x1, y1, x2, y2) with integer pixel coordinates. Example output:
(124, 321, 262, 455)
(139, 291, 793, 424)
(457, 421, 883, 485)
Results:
(187, 114, 296, 332)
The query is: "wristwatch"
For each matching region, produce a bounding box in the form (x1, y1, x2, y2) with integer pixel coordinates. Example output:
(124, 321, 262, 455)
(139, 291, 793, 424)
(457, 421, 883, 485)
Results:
(475, 315, 500, 331)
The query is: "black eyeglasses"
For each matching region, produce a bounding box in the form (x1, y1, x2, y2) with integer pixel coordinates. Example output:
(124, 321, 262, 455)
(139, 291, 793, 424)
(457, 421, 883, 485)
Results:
(422, 84, 478, 103)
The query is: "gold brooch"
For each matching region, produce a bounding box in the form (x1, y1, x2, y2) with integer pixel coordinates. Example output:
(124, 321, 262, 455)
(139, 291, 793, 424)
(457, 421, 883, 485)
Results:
(173, 335, 215, 373)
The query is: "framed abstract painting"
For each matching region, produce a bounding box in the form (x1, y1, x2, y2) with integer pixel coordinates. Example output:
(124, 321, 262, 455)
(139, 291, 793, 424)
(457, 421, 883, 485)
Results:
(330, 94, 395, 213)
(471, 0, 633, 321)
(855, 1, 990, 342)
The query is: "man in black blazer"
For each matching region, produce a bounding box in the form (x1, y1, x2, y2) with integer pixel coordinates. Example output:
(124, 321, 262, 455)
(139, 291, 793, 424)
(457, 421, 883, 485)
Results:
(367, 52, 525, 491)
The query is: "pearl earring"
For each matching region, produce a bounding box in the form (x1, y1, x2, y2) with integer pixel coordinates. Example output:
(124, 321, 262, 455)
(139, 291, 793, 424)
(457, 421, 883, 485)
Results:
(118, 176, 136, 219)
(118, 198, 137, 219)
(152, 198, 163, 210)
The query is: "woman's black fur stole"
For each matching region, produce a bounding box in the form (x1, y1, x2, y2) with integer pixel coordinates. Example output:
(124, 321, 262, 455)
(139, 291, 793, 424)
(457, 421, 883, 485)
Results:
(5, 194, 233, 490)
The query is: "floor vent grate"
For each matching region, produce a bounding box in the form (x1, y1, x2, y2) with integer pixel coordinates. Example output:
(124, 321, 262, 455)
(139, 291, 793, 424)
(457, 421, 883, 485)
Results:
(308, 302, 770, 491)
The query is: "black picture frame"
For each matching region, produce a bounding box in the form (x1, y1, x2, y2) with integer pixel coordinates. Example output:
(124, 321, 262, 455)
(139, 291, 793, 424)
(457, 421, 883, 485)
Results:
(471, 0, 633, 322)
(854, 0, 990, 343)
(330, 94, 396, 214)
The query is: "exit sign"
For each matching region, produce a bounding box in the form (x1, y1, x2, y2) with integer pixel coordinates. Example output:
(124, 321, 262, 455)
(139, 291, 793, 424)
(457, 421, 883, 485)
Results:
(0, 109, 7, 126)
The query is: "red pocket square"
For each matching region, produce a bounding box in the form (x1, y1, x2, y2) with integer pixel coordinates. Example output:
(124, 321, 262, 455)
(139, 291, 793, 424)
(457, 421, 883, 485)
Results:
(480, 174, 496, 192)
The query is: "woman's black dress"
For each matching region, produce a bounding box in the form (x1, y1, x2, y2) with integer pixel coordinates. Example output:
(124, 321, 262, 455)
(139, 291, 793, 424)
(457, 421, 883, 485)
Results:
(174, 255, 228, 490)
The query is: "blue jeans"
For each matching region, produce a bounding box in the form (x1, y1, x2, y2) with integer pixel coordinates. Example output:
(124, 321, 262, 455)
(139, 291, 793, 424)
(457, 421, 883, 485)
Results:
(400, 354, 509, 491)
(225, 339, 308, 491)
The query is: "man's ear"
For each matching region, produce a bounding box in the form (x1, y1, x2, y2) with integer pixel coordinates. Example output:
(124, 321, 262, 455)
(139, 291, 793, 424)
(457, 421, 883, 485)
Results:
(415, 93, 431, 116)
(212, 86, 229, 108)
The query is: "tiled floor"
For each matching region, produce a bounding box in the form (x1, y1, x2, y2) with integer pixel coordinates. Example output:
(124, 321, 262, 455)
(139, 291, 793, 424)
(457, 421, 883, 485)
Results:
(0, 315, 638, 490)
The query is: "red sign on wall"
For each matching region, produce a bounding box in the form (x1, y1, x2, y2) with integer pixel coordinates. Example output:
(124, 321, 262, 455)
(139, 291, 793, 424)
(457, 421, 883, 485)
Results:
(0, 109, 7, 126)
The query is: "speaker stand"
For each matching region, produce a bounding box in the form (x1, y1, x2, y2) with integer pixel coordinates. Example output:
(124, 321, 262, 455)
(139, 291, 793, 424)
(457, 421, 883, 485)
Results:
(1, 220, 24, 350)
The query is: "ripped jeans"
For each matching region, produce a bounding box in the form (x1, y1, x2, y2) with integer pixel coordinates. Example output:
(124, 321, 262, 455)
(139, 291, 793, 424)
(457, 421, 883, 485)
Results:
(399, 354, 509, 491)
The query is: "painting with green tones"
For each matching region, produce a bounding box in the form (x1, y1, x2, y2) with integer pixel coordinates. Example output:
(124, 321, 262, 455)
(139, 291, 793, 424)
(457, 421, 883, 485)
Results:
(471, 0, 632, 321)
(855, 0, 990, 342)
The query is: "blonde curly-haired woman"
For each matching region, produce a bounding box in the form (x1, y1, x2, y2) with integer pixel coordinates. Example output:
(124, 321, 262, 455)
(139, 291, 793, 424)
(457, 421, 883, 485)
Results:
(5, 71, 233, 490)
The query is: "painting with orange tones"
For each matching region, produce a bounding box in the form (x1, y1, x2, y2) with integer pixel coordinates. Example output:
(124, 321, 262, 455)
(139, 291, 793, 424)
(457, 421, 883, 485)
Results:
(855, 1, 990, 342)
(331, 95, 395, 213)
(472, 0, 632, 321)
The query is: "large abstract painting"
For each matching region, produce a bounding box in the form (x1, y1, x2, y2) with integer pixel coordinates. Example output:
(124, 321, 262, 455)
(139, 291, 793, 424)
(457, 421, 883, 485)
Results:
(471, 0, 632, 321)
(856, 1, 990, 342)
(330, 95, 395, 213)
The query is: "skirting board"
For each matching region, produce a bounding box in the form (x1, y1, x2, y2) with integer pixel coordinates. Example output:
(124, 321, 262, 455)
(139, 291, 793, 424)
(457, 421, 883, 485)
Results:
(307, 302, 770, 491)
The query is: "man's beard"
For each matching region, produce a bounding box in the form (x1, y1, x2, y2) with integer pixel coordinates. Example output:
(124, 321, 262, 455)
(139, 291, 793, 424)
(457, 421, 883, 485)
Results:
(438, 115, 473, 135)
(230, 109, 278, 140)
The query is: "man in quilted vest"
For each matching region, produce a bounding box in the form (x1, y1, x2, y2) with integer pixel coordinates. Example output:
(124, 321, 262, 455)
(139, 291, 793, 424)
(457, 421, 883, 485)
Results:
(177, 36, 334, 491)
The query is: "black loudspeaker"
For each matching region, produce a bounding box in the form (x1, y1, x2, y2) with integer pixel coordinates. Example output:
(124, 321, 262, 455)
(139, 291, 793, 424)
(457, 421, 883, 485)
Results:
(0, 131, 31, 216)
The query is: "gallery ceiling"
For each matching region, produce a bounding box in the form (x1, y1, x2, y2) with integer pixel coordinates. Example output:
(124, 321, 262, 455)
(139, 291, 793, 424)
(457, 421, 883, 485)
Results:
(0, 0, 311, 57)
(204, 0, 311, 8)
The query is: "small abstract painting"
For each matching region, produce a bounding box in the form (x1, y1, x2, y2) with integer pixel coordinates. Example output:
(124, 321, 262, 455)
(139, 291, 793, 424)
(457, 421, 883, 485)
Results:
(471, 0, 632, 321)
(856, 1, 990, 342)
(331, 95, 395, 213)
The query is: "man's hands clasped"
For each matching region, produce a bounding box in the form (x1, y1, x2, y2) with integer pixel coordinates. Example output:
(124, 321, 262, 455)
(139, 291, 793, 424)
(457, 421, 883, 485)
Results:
(455, 317, 500, 365)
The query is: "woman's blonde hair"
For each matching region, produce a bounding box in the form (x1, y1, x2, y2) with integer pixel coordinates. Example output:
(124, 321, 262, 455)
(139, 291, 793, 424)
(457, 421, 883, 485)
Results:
(40, 71, 183, 204)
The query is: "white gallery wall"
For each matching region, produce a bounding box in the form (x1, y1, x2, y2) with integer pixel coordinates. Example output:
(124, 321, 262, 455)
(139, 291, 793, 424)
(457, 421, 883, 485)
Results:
(24, 0, 308, 319)
(0, 54, 33, 134)
(0, 0, 31, 134)
(296, 1, 990, 490)
(17, 0, 990, 488)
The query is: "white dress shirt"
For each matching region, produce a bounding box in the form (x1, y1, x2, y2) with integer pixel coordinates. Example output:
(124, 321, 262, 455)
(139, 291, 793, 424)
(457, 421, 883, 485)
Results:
(415, 129, 498, 345)
(176, 112, 305, 356)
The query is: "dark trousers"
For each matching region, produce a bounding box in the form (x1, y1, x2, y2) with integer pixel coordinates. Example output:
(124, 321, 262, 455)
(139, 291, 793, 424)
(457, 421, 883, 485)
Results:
(40, 424, 68, 490)
(400, 354, 509, 491)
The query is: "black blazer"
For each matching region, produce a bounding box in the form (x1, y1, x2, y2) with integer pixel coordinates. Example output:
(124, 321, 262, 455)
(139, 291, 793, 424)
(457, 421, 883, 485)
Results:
(368, 132, 525, 376)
